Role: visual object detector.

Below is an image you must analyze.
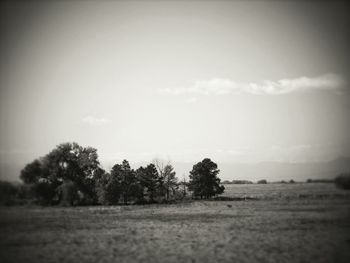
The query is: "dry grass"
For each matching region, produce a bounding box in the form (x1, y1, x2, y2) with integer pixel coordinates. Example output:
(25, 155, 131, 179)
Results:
(0, 183, 350, 263)
(222, 182, 350, 200)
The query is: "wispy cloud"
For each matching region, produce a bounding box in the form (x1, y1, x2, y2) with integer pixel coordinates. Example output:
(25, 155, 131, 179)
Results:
(159, 73, 345, 96)
(82, 116, 112, 126)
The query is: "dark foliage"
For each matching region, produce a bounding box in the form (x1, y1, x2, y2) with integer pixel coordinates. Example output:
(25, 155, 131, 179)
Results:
(0, 181, 18, 205)
(307, 179, 334, 183)
(17, 143, 227, 206)
(57, 180, 80, 206)
(136, 164, 159, 202)
(334, 173, 350, 190)
(96, 172, 120, 205)
(223, 180, 253, 184)
(20, 142, 103, 205)
(257, 179, 267, 184)
(188, 158, 225, 199)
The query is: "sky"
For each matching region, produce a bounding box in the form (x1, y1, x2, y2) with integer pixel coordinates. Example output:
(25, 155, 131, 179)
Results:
(1, 1, 350, 181)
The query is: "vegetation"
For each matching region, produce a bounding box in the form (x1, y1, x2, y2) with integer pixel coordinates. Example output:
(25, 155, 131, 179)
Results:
(188, 158, 225, 199)
(306, 179, 334, 183)
(1, 183, 349, 263)
(334, 173, 350, 190)
(13, 142, 226, 206)
(222, 180, 253, 184)
(6, 141, 347, 207)
(0, 181, 19, 205)
(154, 159, 179, 201)
(20, 142, 103, 205)
(257, 179, 267, 184)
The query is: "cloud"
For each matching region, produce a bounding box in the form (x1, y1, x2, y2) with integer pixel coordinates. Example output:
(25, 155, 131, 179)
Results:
(82, 116, 112, 126)
(159, 73, 345, 96)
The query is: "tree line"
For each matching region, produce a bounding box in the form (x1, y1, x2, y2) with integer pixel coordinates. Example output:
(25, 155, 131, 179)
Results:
(13, 142, 225, 206)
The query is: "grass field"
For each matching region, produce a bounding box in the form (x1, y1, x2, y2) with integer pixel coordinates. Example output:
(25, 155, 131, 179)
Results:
(1, 183, 350, 263)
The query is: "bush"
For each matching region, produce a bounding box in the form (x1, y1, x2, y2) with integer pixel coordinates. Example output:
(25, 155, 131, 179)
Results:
(0, 181, 19, 205)
(335, 173, 350, 190)
(257, 179, 267, 184)
(307, 179, 334, 183)
(232, 180, 253, 184)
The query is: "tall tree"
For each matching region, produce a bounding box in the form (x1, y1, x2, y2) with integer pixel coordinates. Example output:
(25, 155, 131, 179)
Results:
(137, 163, 159, 202)
(163, 164, 178, 201)
(153, 158, 166, 199)
(20, 159, 47, 184)
(96, 172, 121, 205)
(179, 174, 187, 198)
(153, 159, 178, 200)
(188, 158, 225, 199)
(20, 142, 103, 205)
(111, 160, 137, 205)
(135, 166, 147, 202)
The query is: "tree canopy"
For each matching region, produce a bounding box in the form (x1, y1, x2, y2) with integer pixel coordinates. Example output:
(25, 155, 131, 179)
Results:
(20, 142, 102, 204)
(188, 158, 225, 199)
(20, 143, 224, 205)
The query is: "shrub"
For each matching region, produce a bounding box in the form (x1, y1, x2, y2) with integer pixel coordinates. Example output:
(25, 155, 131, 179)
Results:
(232, 180, 253, 184)
(257, 179, 267, 184)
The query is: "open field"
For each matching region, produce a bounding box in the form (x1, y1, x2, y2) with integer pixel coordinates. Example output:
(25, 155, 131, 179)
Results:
(221, 182, 350, 200)
(1, 183, 350, 263)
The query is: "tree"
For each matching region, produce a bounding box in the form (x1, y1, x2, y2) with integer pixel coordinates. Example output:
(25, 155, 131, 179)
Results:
(163, 164, 178, 201)
(111, 160, 137, 205)
(188, 158, 224, 199)
(257, 179, 267, 184)
(136, 163, 159, 202)
(57, 179, 79, 206)
(335, 173, 350, 190)
(153, 159, 166, 200)
(20, 159, 47, 184)
(20, 158, 56, 204)
(96, 172, 121, 205)
(179, 174, 187, 198)
(20, 142, 103, 205)
(135, 167, 147, 203)
(45, 143, 101, 203)
(0, 181, 19, 205)
(153, 159, 178, 201)
(96, 160, 144, 205)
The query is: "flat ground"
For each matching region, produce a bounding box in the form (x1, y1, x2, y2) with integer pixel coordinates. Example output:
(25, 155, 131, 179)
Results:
(0, 183, 350, 263)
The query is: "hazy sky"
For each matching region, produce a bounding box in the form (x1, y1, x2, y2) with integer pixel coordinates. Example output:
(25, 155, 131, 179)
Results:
(1, 1, 349, 180)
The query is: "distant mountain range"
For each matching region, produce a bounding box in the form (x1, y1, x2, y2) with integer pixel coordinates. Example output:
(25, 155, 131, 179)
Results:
(1, 157, 349, 183)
